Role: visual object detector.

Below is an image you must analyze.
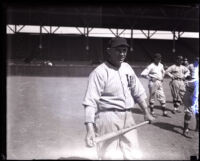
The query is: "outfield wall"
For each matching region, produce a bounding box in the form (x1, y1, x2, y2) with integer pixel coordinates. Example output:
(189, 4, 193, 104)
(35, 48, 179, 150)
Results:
(7, 63, 146, 77)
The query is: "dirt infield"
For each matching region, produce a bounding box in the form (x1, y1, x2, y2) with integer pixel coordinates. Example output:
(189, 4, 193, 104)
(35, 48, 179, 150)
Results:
(7, 76, 199, 160)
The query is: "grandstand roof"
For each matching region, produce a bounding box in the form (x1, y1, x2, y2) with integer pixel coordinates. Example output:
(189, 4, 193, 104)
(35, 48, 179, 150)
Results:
(5, 2, 199, 32)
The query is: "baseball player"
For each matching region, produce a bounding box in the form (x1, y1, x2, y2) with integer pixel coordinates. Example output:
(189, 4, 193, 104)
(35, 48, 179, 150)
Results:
(182, 57, 199, 136)
(165, 56, 190, 114)
(82, 37, 155, 160)
(141, 53, 168, 117)
(183, 57, 189, 68)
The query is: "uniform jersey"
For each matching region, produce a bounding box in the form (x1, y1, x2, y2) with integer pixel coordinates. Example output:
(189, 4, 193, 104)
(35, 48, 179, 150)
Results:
(183, 80, 197, 109)
(141, 62, 165, 80)
(165, 64, 190, 79)
(82, 61, 147, 123)
(184, 63, 199, 114)
(83, 61, 145, 159)
(188, 64, 199, 80)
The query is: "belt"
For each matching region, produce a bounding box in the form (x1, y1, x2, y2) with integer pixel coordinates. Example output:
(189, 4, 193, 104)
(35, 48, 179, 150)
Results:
(98, 108, 132, 113)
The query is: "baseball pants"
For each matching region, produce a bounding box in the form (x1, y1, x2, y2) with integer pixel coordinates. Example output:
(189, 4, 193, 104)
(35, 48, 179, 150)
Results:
(183, 80, 199, 113)
(183, 80, 199, 130)
(94, 110, 142, 160)
(169, 79, 186, 108)
(148, 80, 166, 106)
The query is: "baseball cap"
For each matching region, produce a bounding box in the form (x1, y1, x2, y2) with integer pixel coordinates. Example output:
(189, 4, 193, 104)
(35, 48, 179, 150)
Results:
(108, 37, 129, 48)
(154, 53, 162, 59)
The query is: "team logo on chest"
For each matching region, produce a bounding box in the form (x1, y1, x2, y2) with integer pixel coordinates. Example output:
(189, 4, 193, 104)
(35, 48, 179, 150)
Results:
(126, 74, 134, 88)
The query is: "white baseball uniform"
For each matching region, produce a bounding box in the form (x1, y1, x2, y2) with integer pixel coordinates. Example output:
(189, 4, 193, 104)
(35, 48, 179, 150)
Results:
(141, 62, 166, 105)
(183, 63, 199, 114)
(165, 64, 190, 108)
(182, 63, 199, 133)
(83, 61, 147, 160)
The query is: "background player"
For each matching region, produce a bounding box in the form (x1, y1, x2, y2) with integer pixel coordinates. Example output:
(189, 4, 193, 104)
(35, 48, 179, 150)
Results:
(141, 53, 168, 117)
(165, 56, 190, 114)
(182, 57, 199, 137)
(183, 57, 189, 68)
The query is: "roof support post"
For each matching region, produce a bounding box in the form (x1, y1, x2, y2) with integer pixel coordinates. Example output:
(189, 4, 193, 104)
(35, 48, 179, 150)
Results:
(14, 25, 17, 33)
(172, 30, 176, 53)
(85, 26, 89, 51)
(116, 28, 119, 37)
(130, 29, 134, 51)
(39, 26, 43, 49)
(147, 30, 150, 39)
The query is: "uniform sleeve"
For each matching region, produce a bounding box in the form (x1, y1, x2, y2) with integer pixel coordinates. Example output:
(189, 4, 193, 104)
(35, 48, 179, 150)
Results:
(183, 66, 190, 78)
(193, 80, 199, 98)
(141, 64, 151, 77)
(165, 65, 172, 73)
(82, 70, 105, 123)
(188, 64, 192, 73)
(165, 65, 173, 77)
(130, 71, 147, 104)
(161, 64, 166, 78)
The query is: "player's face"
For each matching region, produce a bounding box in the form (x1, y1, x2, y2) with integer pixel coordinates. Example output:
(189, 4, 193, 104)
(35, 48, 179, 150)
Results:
(176, 59, 182, 65)
(109, 46, 128, 67)
(154, 57, 161, 65)
(184, 60, 188, 65)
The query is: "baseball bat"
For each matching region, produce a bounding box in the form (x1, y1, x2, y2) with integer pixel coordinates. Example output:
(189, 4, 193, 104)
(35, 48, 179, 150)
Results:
(94, 120, 149, 144)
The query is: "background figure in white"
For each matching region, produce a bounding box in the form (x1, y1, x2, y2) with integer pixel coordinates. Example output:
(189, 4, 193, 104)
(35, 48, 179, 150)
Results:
(165, 56, 190, 114)
(183, 57, 189, 68)
(182, 57, 199, 136)
(141, 53, 168, 117)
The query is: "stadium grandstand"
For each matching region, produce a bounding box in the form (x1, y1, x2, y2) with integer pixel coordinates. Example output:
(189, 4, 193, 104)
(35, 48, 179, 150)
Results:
(5, 2, 199, 76)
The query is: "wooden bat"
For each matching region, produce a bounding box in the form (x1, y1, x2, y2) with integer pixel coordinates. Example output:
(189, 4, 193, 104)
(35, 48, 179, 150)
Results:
(94, 120, 149, 144)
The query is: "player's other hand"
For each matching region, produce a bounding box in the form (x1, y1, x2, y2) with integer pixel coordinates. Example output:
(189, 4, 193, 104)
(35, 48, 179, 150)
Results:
(144, 113, 155, 124)
(86, 131, 95, 147)
(85, 123, 96, 147)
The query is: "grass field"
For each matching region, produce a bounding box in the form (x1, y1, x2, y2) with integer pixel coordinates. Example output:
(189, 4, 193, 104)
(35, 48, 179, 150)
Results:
(6, 76, 199, 160)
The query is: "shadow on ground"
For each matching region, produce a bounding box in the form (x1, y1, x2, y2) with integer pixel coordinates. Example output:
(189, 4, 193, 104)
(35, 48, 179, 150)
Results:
(152, 122, 184, 136)
(153, 105, 177, 113)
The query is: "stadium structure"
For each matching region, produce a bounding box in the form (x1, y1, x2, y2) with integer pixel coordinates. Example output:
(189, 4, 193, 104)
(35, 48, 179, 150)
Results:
(5, 2, 199, 76)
